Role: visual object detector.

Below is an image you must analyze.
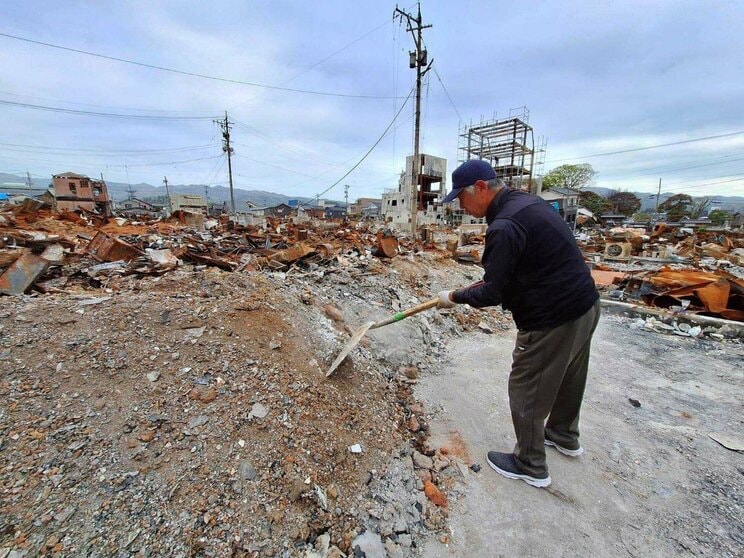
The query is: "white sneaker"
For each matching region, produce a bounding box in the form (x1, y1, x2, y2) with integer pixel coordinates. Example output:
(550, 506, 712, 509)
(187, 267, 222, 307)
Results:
(544, 438, 584, 457)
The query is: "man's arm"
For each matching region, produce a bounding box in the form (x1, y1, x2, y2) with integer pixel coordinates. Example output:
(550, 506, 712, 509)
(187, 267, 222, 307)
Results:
(451, 220, 527, 308)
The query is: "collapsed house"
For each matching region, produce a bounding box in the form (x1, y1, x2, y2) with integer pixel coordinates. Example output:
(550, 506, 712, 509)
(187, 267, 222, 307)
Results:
(51, 172, 112, 216)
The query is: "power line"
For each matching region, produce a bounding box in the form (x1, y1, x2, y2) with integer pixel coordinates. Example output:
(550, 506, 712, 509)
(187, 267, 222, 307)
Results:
(230, 16, 396, 110)
(0, 88, 213, 116)
(0, 141, 216, 155)
(0, 31, 404, 100)
(232, 154, 317, 178)
(601, 153, 744, 180)
(432, 66, 463, 123)
(0, 99, 217, 120)
(107, 154, 223, 168)
(663, 176, 744, 192)
(547, 130, 744, 164)
(300, 87, 414, 206)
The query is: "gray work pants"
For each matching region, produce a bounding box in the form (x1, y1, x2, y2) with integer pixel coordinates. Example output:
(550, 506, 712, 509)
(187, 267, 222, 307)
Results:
(509, 300, 601, 477)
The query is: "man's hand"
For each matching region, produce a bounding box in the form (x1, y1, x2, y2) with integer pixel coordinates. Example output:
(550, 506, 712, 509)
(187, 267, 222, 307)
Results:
(437, 290, 457, 309)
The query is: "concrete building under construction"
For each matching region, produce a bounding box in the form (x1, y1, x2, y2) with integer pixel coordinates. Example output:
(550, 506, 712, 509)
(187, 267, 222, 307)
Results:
(458, 107, 546, 193)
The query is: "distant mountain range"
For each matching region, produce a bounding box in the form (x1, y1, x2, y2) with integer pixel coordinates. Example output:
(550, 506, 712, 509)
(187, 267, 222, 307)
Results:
(2, 172, 741, 211)
(0, 173, 343, 208)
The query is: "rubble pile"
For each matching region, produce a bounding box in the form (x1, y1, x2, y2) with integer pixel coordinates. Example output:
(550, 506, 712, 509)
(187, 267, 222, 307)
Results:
(580, 225, 744, 323)
(0, 205, 510, 557)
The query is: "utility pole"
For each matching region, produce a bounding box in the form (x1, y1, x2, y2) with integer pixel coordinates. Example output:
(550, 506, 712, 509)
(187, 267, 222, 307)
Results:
(163, 176, 172, 213)
(395, 2, 432, 239)
(344, 184, 350, 216)
(125, 164, 135, 200)
(215, 111, 235, 214)
(654, 178, 662, 218)
(26, 171, 32, 189)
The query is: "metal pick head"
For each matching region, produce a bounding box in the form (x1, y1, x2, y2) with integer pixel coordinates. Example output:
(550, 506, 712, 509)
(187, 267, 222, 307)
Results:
(325, 321, 376, 377)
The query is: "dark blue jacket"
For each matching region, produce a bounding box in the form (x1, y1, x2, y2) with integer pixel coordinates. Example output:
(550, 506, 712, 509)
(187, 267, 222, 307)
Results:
(452, 189, 598, 331)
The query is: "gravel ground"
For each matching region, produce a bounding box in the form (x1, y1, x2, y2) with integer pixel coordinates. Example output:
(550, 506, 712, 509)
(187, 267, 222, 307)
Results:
(0, 253, 504, 557)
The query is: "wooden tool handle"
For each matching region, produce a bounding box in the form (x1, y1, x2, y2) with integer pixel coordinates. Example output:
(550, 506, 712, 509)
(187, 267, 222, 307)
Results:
(371, 297, 440, 329)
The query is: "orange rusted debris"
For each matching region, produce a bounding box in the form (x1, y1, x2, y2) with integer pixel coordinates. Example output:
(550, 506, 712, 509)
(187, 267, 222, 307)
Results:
(86, 231, 144, 263)
(270, 243, 315, 264)
(646, 269, 721, 289)
(591, 270, 626, 288)
(423, 480, 447, 507)
(694, 279, 731, 314)
(374, 231, 399, 258)
(0, 253, 50, 295)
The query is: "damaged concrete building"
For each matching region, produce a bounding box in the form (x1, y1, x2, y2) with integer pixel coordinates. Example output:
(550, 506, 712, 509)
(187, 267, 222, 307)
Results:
(51, 172, 112, 216)
(381, 153, 448, 227)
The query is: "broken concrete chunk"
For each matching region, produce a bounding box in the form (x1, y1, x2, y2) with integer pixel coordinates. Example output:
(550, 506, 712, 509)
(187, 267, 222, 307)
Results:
(40, 244, 65, 264)
(248, 402, 268, 419)
(412, 451, 434, 470)
(352, 530, 386, 558)
(146, 248, 180, 266)
(238, 460, 258, 481)
(187, 415, 209, 429)
(708, 432, 744, 452)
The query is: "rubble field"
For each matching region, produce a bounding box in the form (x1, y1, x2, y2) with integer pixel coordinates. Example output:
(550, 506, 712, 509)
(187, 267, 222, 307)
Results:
(1, 203, 742, 557)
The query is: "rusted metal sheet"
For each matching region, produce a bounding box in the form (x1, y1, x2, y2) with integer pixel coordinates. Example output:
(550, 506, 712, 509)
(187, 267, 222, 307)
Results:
(0, 253, 50, 295)
(270, 243, 315, 264)
(86, 231, 143, 263)
(694, 279, 731, 314)
(591, 270, 625, 288)
(374, 232, 399, 258)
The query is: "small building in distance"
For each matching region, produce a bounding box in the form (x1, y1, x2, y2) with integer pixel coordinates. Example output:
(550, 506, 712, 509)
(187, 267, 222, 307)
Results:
(539, 187, 580, 227)
(116, 198, 163, 218)
(324, 205, 347, 219)
(348, 197, 382, 216)
(361, 202, 381, 219)
(51, 172, 112, 216)
(171, 193, 208, 214)
(264, 203, 294, 217)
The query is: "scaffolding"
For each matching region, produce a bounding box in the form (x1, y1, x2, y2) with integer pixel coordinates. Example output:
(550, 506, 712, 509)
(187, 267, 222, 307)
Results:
(458, 107, 545, 192)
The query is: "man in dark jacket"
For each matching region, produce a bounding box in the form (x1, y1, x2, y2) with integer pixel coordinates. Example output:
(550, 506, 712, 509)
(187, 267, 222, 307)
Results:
(439, 159, 600, 488)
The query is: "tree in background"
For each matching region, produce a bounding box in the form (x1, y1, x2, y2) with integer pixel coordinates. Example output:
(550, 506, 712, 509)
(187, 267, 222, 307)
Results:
(689, 197, 711, 219)
(659, 194, 692, 222)
(579, 190, 612, 215)
(708, 209, 729, 226)
(632, 211, 652, 222)
(542, 164, 597, 191)
(607, 191, 641, 216)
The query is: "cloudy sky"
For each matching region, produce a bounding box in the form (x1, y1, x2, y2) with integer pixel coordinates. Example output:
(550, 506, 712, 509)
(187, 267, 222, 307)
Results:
(1, 0, 743, 201)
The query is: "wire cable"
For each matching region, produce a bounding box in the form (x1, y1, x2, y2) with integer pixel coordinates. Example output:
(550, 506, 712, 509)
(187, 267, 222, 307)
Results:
(300, 87, 414, 206)
(0, 31, 405, 100)
(0, 99, 217, 120)
(432, 66, 463, 124)
(546, 130, 744, 163)
(107, 154, 223, 168)
(0, 141, 216, 155)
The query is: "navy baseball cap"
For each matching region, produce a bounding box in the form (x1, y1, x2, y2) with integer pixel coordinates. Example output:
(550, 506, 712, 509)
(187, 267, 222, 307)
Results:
(442, 159, 496, 203)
